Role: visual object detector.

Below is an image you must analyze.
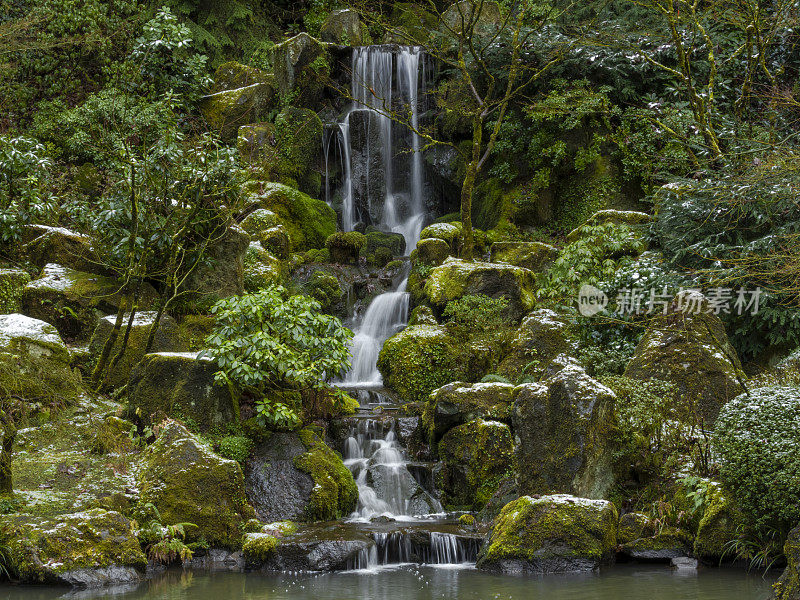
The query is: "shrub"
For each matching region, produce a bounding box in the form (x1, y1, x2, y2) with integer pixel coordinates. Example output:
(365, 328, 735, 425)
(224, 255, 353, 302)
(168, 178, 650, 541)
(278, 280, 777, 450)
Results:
(442, 294, 509, 332)
(216, 435, 254, 463)
(714, 386, 800, 535)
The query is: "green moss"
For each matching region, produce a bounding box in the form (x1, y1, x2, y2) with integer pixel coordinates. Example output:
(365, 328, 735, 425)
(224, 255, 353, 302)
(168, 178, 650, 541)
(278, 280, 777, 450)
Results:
(293, 428, 358, 521)
(243, 244, 284, 292)
(326, 231, 367, 264)
(268, 107, 324, 196)
(478, 495, 618, 568)
(693, 485, 746, 560)
(304, 270, 344, 310)
(245, 181, 337, 252)
(240, 208, 280, 238)
(459, 513, 476, 527)
(0, 269, 31, 313)
(242, 532, 278, 560)
(775, 525, 800, 600)
(200, 78, 277, 140)
(412, 237, 451, 268)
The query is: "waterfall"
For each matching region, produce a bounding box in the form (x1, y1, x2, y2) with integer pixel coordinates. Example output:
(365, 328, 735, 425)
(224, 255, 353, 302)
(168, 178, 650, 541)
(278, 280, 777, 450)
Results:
(347, 530, 480, 570)
(326, 45, 428, 387)
(343, 418, 441, 521)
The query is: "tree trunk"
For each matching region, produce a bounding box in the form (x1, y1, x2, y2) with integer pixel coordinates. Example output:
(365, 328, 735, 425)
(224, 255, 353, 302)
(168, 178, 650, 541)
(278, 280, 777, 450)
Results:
(460, 115, 483, 261)
(0, 409, 16, 495)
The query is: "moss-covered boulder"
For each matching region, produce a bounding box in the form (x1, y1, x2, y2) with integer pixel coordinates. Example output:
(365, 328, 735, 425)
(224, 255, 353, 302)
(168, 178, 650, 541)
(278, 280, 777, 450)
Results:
(364, 229, 406, 257)
(420, 222, 462, 253)
(490, 241, 559, 273)
(246, 182, 337, 252)
(619, 528, 692, 562)
(239, 208, 280, 239)
(408, 305, 437, 326)
(0, 509, 146, 585)
(326, 231, 366, 264)
(497, 309, 574, 381)
(693, 484, 746, 562)
(476, 494, 618, 573)
(566, 209, 652, 243)
(320, 9, 368, 45)
(624, 290, 746, 424)
(258, 107, 324, 196)
(127, 352, 239, 432)
(88, 312, 183, 389)
(243, 243, 284, 292)
(775, 525, 800, 600)
(423, 257, 536, 321)
(200, 62, 276, 140)
(245, 428, 357, 522)
(271, 33, 329, 110)
(512, 360, 617, 499)
(139, 420, 253, 548)
(617, 512, 655, 544)
(304, 270, 344, 311)
(23, 226, 103, 274)
(0, 313, 81, 404)
(183, 225, 250, 307)
(22, 263, 158, 341)
(0, 268, 31, 313)
(425, 381, 516, 440)
(377, 325, 473, 404)
(412, 237, 451, 267)
(260, 225, 291, 259)
(436, 418, 513, 509)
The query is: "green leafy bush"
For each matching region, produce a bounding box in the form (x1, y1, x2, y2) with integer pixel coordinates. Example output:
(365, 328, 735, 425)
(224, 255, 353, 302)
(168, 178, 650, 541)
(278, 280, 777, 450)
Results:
(204, 286, 353, 429)
(442, 294, 509, 331)
(215, 435, 254, 463)
(714, 386, 800, 536)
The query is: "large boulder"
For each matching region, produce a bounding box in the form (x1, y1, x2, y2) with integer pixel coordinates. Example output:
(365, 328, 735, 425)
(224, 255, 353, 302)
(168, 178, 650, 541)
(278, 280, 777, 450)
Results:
(200, 62, 276, 140)
(239, 208, 280, 240)
(0, 313, 81, 404)
(138, 420, 254, 547)
(476, 494, 618, 573)
(255, 522, 373, 571)
(0, 509, 146, 585)
(320, 9, 368, 45)
(183, 225, 249, 307)
(245, 182, 337, 252)
(243, 243, 284, 292)
(23, 226, 104, 274)
(0, 267, 30, 313)
(693, 484, 746, 562)
(624, 290, 746, 423)
(88, 312, 183, 389)
(775, 525, 800, 600)
(377, 325, 474, 404)
(261, 107, 324, 196)
(245, 428, 357, 523)
(22, 264, 157, 341)
(425, 381, 516, 440)
(436, 418, 513, 509)
(127, 352, 239, 432)
(412, 237, 451, 267)
(497, 309, 574, 381)
(271, 33, 329, 109)
(512, 359, 617, 499)
(423, 257, 536, 321)
(490, 241, 559, 272)
(326, 231, 366, 265)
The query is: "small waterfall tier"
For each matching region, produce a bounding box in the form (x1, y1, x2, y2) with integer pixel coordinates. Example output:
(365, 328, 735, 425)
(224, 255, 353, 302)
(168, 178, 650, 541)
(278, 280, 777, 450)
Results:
(343, 416, 442, 521)
(347, 528, 481, 570)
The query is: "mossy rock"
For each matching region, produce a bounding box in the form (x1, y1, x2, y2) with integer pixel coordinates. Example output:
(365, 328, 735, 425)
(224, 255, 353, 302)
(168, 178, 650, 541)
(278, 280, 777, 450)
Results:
(693, 484, 747, 562)
(476, 494, 618, 574)
(0, 508, 146, 585)
(423, 257, 537, 321)
(775, 525, 800, 600)
(0, 313, 81, 405)
(497, 309, 574, 381)
(245, 181, 337, 252)
(260, 225, 291, 259)
(320, 9, 368, 45)
(23, 227, 104, 274)
(436, 418, 513, 509)
(139, 420, 254, 548)
(211, 61, 272, 93)
(88, 312, 183, 390)
(245, 429, 357, 523)
(127, 352, 240, 432)
(239, 208, 280, 240)
(200, 82, 276, 142)
(512, 360, 618, 499)
(243, 243, 285, 292)
(364, 229, 406, 257)
(490, 241, 559, 273)
(617, 512, 655, 544)
(326, 231, 366, 264)
(182, 226, 250, 309)
(22, 263, 158, 341)
(619, 527, 692, 562)
(566, 210, 652, 244)
(624, 290, 747, 424)
(420, 222, 462, 253)
(304, 270, 344, 311)
(425, 381, 516, 440)
(377, 325, 473, 404)
(408, 305, 437, 326)
(411, 237, 451, 268)
(271, 33, 330, 110)
(0, 268, 31, 314)
(242, 532, 278, 564)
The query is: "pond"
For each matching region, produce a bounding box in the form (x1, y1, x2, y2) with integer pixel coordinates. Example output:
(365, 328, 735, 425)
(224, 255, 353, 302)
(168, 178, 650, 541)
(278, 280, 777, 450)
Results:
(0, 564, 776, 600)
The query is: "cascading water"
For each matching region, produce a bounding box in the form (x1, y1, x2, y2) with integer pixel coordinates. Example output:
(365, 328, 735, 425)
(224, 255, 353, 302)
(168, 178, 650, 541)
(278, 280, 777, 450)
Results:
(326, 45, 428, 388)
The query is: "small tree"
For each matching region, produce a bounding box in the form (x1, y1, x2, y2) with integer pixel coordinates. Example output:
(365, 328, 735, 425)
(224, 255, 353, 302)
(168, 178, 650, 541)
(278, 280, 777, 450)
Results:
(203, 287, 353, 429)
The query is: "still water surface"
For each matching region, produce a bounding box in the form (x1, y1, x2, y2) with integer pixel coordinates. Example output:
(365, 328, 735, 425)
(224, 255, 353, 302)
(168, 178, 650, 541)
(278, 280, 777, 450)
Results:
(0, 564, 776, 600)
